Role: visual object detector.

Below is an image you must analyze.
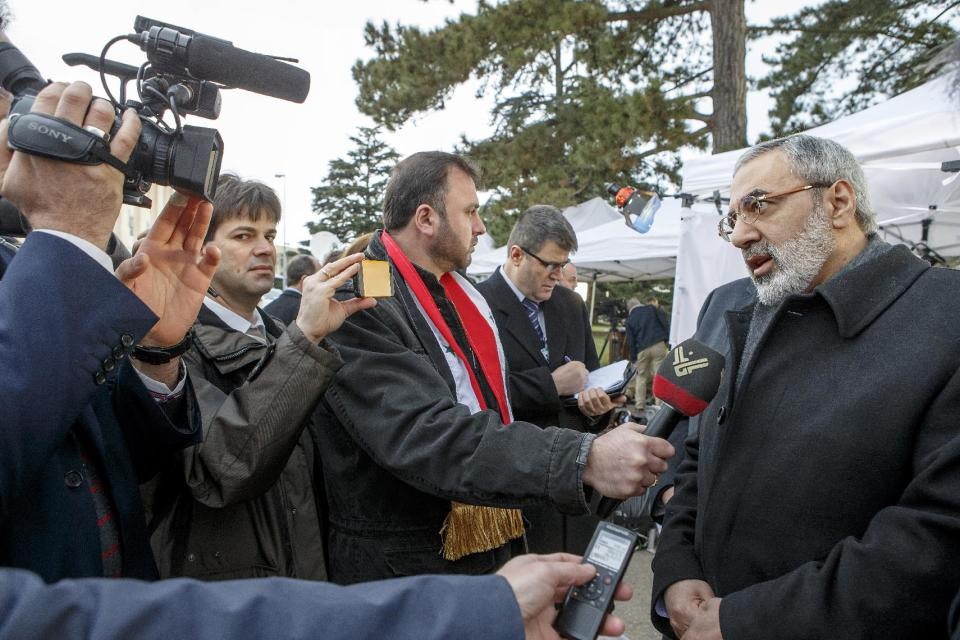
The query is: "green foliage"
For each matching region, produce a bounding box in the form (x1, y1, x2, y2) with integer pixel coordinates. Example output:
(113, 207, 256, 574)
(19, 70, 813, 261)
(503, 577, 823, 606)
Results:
(307, 126, 400, 241)
(757, 0, 959, 137)
(351, 0, 956, 245)
(353, 0, 716, 244)
(594, 279, 673, 319)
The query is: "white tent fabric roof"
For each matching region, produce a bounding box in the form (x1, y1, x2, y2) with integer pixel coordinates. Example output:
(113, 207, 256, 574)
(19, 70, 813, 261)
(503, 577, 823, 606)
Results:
(563, 198, 686, 282)
(468, 197, 684, 281)
(671, 74, 960, 344)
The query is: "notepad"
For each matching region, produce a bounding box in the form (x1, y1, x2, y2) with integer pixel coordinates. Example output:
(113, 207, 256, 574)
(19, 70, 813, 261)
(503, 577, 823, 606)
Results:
(563, 360, 636, 405)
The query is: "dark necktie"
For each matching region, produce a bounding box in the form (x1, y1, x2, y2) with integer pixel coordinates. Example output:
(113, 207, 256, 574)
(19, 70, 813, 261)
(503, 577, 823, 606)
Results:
(522, 298, 546, 345)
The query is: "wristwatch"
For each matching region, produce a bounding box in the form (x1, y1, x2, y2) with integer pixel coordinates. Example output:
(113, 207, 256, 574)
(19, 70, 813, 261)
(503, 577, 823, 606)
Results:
(130, 330, 193, 364)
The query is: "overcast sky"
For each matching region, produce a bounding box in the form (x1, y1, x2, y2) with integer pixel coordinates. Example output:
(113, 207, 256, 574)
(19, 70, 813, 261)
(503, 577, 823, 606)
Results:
(7, 0, 802, 244)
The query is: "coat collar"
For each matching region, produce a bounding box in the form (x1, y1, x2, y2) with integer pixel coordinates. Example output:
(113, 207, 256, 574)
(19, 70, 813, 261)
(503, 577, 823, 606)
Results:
(814, 243, 928, 338)
(191, 305, 281, 374)
(485, 268, 547, 365)
(367, 231, 459, 394)
(727, 243, 929, 340)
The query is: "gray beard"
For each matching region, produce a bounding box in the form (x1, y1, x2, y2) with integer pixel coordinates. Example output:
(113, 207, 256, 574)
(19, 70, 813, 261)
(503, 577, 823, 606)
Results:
(744, 203, 836, 306)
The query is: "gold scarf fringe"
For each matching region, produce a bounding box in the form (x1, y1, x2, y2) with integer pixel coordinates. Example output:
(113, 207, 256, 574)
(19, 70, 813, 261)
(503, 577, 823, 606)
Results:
(440, 502, 524, 561)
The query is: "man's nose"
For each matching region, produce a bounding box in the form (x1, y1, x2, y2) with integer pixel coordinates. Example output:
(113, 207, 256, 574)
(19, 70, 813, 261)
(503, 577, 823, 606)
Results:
(254, 237, 275, 256)
(472, 215, 486, 236)
(730, 216, 760, 250)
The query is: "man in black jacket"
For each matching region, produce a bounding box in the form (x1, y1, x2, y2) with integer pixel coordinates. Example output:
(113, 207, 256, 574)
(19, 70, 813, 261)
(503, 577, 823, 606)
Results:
(652, 134, 960, 640)
(315, 151, 674, 584)
(477, 205, 619, 554)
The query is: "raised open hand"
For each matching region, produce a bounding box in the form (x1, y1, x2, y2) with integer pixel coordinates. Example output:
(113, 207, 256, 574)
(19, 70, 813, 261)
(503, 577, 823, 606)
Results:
(115, 193, 220, 346)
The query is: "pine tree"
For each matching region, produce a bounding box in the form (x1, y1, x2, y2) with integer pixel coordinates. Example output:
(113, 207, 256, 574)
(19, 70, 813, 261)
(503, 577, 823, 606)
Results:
(352, 0, 955, 243)
(756, 0, 959, 137)
(352, 0, 745, 242)
(308, 126, 400, 241)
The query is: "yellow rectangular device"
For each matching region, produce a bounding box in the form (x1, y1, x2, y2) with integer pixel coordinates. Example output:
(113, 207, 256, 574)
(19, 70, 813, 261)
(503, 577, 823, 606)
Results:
(354, 259, 393, 298)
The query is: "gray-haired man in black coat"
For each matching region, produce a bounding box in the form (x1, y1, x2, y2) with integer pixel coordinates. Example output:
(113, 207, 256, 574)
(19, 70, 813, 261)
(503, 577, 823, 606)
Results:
(652, 134, 960, 640)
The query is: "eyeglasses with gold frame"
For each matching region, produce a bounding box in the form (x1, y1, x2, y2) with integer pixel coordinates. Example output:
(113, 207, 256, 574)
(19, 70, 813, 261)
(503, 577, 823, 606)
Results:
(717, 183, 833, 242)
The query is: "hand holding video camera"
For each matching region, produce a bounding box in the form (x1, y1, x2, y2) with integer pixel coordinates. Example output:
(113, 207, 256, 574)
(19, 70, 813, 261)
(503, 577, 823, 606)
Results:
(0, 80, 140, 247)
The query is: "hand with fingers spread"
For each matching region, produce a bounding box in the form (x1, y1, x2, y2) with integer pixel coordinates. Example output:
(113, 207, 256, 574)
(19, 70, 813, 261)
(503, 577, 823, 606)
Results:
(582, 421, 674, 499)
(0, 81, 139, 249)
(115, 193, 220, 349)
(496, 553, 633, 640)
(295, 253, 378, 343)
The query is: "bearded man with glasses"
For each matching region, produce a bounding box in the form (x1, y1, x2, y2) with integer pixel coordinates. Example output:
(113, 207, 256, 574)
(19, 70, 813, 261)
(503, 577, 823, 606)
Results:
(651, 134, 960, 640)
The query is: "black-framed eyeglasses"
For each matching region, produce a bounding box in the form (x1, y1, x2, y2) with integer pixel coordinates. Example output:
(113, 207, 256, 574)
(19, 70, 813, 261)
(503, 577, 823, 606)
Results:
(518, 246, 571, 273)
(717, 182, 833, 242)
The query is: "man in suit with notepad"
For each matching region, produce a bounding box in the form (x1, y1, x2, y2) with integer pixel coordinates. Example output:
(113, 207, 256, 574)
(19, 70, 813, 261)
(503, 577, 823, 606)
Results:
(477, 205, 624, 554)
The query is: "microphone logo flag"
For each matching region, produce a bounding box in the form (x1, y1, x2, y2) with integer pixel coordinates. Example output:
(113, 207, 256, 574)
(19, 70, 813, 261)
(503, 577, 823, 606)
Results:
(673, 347, 710, 377)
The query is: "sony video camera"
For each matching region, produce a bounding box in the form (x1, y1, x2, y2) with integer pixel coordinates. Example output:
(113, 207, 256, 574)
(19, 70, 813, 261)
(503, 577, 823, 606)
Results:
(0, 15, 310, 219)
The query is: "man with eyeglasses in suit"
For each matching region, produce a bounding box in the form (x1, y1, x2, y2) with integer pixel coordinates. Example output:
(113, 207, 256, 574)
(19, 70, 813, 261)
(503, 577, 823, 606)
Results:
(477, 205, 622, 554)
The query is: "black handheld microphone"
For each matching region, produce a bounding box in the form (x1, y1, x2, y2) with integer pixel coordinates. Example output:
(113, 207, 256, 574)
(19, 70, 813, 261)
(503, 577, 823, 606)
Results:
(596, 339, 724, 518)
(135, 22, 311, 103)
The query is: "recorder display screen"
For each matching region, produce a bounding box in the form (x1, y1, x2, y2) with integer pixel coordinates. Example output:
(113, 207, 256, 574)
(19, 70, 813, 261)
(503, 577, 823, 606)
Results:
(587, 530, 631, 571)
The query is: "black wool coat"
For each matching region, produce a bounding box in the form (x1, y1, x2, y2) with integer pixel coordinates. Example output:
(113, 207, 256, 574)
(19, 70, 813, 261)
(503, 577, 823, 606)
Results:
(652, 245, 960, 640)
(262, 289, 302, 327)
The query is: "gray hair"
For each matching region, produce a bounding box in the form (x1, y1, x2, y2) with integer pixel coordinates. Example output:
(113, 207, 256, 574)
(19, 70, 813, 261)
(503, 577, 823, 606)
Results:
(734, 134, 876, 234)
(507, 205, 578, 254)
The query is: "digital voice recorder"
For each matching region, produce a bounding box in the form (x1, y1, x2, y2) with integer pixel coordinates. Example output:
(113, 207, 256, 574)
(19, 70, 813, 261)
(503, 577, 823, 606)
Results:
(555, 521, 639, 640)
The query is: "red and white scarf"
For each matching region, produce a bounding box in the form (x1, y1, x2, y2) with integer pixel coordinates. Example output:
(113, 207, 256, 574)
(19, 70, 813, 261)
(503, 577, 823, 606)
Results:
(381, 230, 524, 560)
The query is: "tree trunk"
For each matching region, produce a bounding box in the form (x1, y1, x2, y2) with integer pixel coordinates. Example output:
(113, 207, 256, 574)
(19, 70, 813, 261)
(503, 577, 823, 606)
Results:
(710, 0, 748, 153)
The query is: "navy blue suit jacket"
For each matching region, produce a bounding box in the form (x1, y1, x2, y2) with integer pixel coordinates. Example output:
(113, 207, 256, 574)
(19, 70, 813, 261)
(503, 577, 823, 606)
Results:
(0, 567, 523, 639)
(263, 288, 302, 326)
(0, 232, 201, 582)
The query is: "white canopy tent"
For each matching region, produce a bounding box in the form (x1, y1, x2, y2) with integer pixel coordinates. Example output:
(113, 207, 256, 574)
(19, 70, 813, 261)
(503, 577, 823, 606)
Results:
(468, 196, 622, 276)
(562, 198, 687, 282)
(671, 73, 960, 344)
(468, 196, 684, 282)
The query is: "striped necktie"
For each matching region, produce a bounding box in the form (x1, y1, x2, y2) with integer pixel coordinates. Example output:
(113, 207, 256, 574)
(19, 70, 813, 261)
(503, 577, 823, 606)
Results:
(521, 298, 546, 345)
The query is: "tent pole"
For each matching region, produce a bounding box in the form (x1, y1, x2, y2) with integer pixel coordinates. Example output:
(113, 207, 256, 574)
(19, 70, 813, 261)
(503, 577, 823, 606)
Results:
(589, 275, 598, 325)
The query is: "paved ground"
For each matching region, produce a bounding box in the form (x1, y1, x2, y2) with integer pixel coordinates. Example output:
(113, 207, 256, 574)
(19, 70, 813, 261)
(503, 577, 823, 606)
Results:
(604, 547, 661, 640)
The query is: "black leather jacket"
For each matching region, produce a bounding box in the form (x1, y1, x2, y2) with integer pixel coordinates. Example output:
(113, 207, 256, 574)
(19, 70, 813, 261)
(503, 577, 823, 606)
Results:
(314, 232, 593, 584)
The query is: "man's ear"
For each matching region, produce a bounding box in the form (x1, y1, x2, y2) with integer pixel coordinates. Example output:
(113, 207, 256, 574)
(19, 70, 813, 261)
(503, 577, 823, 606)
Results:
(507, 244, 523, 266)
(825, 179, 857, 230)
(412, 204, 439, 237)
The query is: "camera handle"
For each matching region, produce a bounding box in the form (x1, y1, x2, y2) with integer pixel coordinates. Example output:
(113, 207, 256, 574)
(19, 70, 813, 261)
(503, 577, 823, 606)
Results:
(7, 111, 138, 180)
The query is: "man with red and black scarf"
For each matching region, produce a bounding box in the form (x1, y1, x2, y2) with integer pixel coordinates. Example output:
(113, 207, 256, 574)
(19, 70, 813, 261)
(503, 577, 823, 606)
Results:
(314, 151, 675, 584)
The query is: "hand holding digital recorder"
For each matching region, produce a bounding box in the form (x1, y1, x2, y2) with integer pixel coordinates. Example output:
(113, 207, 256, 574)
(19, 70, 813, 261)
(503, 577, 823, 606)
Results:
(555, 521, 639, 640)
